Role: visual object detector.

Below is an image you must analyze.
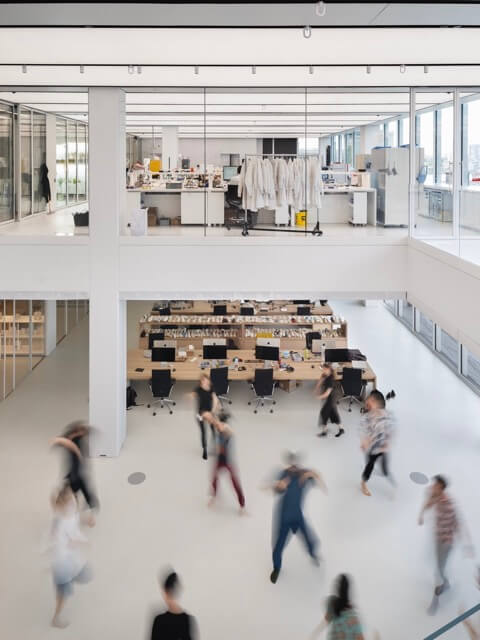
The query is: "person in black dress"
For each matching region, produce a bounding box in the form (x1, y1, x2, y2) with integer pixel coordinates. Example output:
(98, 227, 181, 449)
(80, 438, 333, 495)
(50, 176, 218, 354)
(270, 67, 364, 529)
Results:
(191, 373, 220, 460)
(150, 571, 198, 640)
(52, 421, 99, 525)
(315, 364, 344, 438)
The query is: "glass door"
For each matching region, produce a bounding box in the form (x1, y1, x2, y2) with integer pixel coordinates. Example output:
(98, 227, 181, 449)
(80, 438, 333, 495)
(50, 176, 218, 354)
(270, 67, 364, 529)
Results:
(56, 119, 67, 206)
(20, 109, 32, 217)
(0, 103, 14, 223)
(67, 122, 77, 204)
(33, 112, 47, 213)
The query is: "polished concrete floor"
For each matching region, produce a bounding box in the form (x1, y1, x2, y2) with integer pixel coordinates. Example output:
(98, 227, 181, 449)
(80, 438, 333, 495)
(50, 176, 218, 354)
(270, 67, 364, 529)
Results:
(1, 302, 480, 639)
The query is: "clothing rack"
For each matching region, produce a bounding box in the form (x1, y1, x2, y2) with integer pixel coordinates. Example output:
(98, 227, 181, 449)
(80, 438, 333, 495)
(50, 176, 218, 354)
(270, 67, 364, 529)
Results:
(234, 153, 323, 237)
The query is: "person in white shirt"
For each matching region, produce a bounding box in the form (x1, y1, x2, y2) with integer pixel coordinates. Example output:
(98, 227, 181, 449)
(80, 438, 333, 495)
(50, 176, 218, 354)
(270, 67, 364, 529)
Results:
(49, 484, 91, 628)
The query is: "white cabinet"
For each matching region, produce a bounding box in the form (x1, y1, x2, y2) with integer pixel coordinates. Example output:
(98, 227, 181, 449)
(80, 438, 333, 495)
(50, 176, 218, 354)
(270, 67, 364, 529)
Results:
(181, 190, 225, 225)
(348, 191, 368, 225)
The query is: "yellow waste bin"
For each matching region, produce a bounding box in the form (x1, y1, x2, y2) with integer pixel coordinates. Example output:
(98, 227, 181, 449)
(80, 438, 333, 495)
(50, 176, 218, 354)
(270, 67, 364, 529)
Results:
(295, 211, 307, 227)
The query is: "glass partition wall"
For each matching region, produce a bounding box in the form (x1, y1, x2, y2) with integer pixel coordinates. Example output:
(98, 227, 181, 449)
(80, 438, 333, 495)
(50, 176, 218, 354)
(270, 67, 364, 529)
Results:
(55, 116, 88, 207)
(0, 102, 14, 223)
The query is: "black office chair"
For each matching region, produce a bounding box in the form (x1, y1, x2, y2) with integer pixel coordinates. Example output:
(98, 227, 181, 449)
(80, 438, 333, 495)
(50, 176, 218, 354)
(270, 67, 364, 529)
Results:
(148, 369, 176, 415)
(210, 367, 232, 407)
(248, 368, 276, 413)
(339, 367, 364, 412)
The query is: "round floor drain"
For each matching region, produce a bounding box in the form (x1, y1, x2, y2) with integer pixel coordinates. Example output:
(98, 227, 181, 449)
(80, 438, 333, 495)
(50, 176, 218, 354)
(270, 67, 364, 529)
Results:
(128, 472, 146, 485)
(410, 472, 428, 485)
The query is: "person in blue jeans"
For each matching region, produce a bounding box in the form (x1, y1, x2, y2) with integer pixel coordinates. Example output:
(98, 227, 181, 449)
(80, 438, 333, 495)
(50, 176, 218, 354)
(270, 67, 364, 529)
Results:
(269, 452, 327, 584)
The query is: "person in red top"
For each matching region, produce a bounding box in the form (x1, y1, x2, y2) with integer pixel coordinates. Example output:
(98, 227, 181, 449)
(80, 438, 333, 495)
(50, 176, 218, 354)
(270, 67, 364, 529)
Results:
(418, 475, 473, 602)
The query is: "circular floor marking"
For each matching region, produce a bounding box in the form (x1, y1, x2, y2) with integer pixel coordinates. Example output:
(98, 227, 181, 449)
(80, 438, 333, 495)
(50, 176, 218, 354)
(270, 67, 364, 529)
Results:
(128, 472, 146, 485)
(410, 472, 429, 485)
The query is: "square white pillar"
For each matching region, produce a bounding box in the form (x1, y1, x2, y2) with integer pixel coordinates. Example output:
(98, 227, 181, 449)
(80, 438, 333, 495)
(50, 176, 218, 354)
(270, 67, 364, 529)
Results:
(44, 300, 57, 355)
(162, 126, 179, 170)
(88, 88, 126, 457)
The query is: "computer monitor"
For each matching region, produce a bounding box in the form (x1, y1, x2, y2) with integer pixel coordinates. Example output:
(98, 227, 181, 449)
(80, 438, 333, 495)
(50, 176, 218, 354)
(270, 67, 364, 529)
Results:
(223, 166, 238, 181)
(297, 306, 311, 315)
(203, 344, 227, 359)
(213, 304, 227, 315)
(158, 307, 171, 316)
(148, 332, 165, 349)
(293, 300, 310, 304)
(152, 347, 176, 362)
(255, 345, 279, 361)
(324, 348, 351, 363)
(240, 306, 254, 316)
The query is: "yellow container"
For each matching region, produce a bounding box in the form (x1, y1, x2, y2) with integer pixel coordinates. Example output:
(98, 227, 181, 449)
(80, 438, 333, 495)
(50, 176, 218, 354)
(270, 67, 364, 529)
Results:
(295, 210, 307, 227)
(149, 159, 162, 173)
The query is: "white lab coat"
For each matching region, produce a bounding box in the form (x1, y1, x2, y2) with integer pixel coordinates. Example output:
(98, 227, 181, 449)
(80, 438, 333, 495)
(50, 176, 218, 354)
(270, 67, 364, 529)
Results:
(274, 158, 288, 207)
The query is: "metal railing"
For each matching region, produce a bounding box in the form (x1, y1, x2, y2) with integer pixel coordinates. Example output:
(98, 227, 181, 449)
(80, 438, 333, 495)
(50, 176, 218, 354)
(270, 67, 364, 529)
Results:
(424, 603, 480, 639)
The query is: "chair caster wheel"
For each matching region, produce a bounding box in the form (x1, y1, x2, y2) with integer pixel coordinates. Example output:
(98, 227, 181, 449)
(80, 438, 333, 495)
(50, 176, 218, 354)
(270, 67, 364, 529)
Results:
(273, 401, 276, 405)
(169, 411, 173, 415)
(173, 402, 176, 406)
(248, 402, 251, 405)
(153, 412, 156, 416)
(228, 401, 232, 405)
(242, 230, 248, 237)
(254, 410, 257, 414)
(147, 404, 150, 408)
(270, 409, 274, 413)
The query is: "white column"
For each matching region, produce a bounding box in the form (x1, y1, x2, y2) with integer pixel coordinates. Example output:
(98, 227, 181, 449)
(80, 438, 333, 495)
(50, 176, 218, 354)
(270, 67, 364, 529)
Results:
(44, 300, 57, 355)
(46, 114, 57, 210)
(88, 88, 126, 457)
(162, 126, 179, 170)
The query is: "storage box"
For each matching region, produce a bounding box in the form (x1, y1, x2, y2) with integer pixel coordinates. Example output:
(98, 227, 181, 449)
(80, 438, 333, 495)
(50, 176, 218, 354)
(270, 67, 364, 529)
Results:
(158, 217, 170, 226)
(147, 206, 158, 227)
(278, 380, 301, 393)
(171, 216, 181, 226)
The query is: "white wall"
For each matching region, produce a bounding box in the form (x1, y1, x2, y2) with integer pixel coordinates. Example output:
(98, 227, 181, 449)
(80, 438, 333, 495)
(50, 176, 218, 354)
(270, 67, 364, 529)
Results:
(139, 137, 259, 168)
(127, 300, 153, 350)
(408, 239, 480, 359)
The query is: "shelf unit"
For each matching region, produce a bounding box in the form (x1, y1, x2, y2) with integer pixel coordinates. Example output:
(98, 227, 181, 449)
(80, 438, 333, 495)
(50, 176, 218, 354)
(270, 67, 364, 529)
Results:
(0, 314, 45, 356)
(139, 312, 347, 352)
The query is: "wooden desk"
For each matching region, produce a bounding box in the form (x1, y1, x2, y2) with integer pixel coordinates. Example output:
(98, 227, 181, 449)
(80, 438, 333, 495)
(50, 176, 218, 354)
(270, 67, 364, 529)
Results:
(127, 348, 376, 388)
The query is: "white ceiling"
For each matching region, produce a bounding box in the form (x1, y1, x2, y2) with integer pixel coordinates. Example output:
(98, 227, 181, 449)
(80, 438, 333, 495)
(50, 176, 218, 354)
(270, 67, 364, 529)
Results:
(1, 3, 480, 27)
(0, 88, 459, 138)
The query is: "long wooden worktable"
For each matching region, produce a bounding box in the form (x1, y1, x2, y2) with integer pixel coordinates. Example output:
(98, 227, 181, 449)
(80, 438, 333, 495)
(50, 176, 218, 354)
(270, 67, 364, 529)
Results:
(127, 348, 377, 388)
(168, 300, 333, 316)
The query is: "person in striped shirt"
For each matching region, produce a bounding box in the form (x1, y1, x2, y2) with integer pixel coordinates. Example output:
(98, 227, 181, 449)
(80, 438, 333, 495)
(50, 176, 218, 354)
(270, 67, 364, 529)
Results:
(418, 475, 473, 599)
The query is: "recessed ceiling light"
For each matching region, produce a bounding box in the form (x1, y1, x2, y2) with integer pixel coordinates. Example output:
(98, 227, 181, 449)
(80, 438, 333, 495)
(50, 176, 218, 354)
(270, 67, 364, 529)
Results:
(309, 65, 314, 74)
(137, 66, 142, 74)
(252, 66, 256, 75)
(366, 65, 371, 74)
(400, 64, 406, 73)
(128, 65, 134, 74)
(303, 25, 312, 39)
(22, 65, 27, 74)
(80, 65, 85, 74)
(424, 65, 429, 74)
(194, 65, 199, 75)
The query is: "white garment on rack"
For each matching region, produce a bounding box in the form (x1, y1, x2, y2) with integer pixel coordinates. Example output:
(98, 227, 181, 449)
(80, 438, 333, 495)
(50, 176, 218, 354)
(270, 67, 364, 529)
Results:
(274, 158, 288, 207)
(262, 158, 276, 208)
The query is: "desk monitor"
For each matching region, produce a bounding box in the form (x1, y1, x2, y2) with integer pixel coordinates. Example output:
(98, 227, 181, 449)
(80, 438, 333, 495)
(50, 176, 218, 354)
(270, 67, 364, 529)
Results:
(203, 344, 227, 359)
(213, 304, 227, 315)
(240, 306, 254, 316)
(324, 348, 351, 363)
(223, 166, 238, 181)
(152, 347, 176, 362)
(255, 345, 279, 361)
(158, 307, 171, 316)
(203, 338, 227, 346)
(148, 332, 165, 350)
(293, 300, 311, 305)
(297, 306, 311, 316)
(257, 337, 280, 348)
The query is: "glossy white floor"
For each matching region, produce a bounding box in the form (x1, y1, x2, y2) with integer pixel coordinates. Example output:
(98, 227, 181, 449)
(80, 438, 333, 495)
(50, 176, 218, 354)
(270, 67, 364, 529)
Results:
(1, 302, 480, 639)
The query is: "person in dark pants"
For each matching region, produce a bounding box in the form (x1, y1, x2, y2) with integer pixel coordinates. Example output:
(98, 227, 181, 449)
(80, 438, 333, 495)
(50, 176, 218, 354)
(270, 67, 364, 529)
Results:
(360, 390, 394, 497)
(191, 373, 220, 460)
(269, 452, 327, 584)
(150, 571, 198, 640)
(209, 412, 245, 512)
(315, 363, 344, 438)
(52, 421, 99, 525)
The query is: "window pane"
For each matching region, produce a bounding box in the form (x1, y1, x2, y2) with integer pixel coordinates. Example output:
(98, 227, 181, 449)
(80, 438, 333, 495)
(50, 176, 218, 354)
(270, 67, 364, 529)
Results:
(345, 133, 353, 165)
(462, 98, 480, 187)
(33, 112, 47, 213)
(385, 120, 398, 147)
(0, 103, 14, 223)
(400, 117, 409, 146)
(298, 137, 319, 156)
(438, 106, 453, 185)
(77, 125, 86, 201)
(416, 311, 433, 345)
(462, 347, 480, 388)
(67, 122, 77, 203)
(399, 300, 413, 327)
(417, 111, 434, 186)
(20, 109, 32, 217)
(56, 119, 67, 206)
(436, 328, 458, 367)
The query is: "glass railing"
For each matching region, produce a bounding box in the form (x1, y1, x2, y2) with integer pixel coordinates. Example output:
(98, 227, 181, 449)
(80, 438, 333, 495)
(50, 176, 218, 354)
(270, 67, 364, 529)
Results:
(424, 603, 480, 638)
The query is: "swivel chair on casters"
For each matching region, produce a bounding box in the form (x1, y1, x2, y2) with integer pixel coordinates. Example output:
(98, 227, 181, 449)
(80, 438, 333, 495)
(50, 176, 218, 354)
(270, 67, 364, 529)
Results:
(339, 368, 364, 412)
(248, 368, 276, 413)
(210, 367, 232, 407)
(148, 369, 176, 415)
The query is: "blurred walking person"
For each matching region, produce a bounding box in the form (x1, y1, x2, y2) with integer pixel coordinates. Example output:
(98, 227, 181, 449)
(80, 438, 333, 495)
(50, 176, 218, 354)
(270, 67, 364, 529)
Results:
(191, 373, 220, 460)
(49, 485, 92, 628)
(419, 475, 473, 610)
(209, 412, 245, 513)
(360, 390, 394, 497)
(52, 421, 99, 524)
(150, 570, 198, 640)
(269, 452, 327, 584)
(316, 364, 344, 438)
(309, 573, 365, 639)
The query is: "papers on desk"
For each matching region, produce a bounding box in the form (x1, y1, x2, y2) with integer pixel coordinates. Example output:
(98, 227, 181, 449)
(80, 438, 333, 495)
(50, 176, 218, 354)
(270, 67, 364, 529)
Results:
(144, 349, 152, 358)
(352, 361, 368, 370)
